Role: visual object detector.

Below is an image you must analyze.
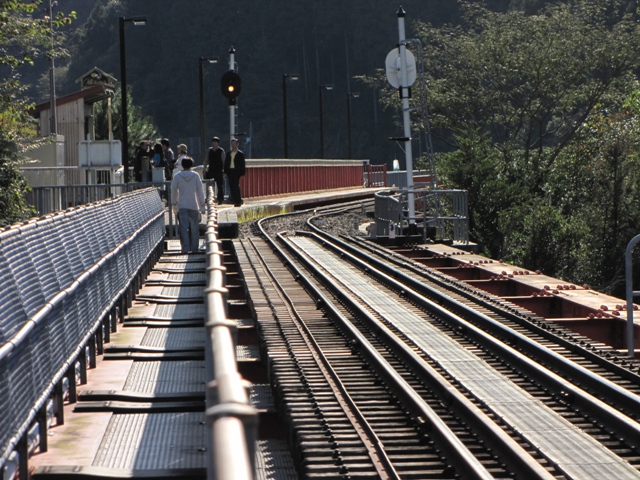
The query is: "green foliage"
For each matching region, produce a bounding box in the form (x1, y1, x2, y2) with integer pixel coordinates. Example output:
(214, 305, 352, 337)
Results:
(412, 0, 640, 296)
(93, 86, 159, 157)
(0, 0, 74, 225)
(546, 99, 640, 293)
(0, 139, 36, 226)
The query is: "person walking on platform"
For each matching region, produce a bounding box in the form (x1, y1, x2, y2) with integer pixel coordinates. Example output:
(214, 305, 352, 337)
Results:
(204, 136, 225, 203)
(161, 138, 175, 180)
(171, 157, 205, 253)
(224, 137, 246, 207)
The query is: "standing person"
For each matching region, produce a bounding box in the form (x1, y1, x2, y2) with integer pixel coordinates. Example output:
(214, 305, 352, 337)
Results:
(173, 144, 188, 175)
(152, 142, 164, 167)
(161, 138, 175, 180)
(133, 141, 152, 182)
(171, 157, 205, 253)
(224, 137, 246, 207)
(203, 136, 225, 203)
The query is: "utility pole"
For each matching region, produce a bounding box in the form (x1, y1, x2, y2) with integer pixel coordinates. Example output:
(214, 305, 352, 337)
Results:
(397, 7, 415, 224)
(48, 0, 57, 135)
(229, 47, 236, 138)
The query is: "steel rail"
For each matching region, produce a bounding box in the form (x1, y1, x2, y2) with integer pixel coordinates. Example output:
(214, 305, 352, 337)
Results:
(255, 215, 517, 479)
(298, 229, 640, 451)
(246, 237, 400, 480)
(275, 231, 557, 479)
(344, 233, 640, 386)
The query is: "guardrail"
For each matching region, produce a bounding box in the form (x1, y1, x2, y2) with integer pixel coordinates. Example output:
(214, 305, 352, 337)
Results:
(26, 162, 385, 219)
(203, 187, 257, 480)
(0, 188, 165, 476)
(375, 187, 469, 244)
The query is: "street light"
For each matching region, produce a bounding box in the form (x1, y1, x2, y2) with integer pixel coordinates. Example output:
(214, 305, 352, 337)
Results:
(347, 92, 360, 159)
(119, 15, 147, 183)
(47, 0, 57, 135)
(282, 73, 300, 158)
(319, 84, 334, 159)
(199, 57, 219, 164)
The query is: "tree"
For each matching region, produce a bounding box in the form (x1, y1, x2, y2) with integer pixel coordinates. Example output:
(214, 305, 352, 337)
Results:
(415, 1, 640, 187)
(0, 1, 74, 225)
(93, 86, 158, 154)
(358, 1, 640, 294)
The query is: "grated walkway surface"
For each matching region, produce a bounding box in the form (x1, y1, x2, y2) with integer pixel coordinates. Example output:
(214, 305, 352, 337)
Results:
(30, 239, 295, 479)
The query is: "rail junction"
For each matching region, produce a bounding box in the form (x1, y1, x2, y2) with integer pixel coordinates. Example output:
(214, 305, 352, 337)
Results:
(2, 186, 640, 479)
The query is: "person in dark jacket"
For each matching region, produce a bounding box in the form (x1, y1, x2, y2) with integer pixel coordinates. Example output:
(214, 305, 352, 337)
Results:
(224, 137, 246, 207)
(133, 141, 152, 182)
(204, 136, 225, 203)
(161, 138, 175, 180)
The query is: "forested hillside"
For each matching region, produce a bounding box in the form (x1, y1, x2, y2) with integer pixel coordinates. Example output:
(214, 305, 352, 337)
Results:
(46, 0, 510, 163)
(19, 0, 640, 295)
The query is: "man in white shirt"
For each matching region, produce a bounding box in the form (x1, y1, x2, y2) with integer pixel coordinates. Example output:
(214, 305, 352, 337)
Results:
(171, 157, 205, 253)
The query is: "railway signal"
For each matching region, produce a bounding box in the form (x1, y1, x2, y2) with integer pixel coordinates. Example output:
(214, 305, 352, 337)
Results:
(221, 70, 241, 105)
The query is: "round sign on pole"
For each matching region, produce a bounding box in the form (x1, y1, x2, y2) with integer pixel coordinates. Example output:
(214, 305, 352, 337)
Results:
(385, 48, 416, 88)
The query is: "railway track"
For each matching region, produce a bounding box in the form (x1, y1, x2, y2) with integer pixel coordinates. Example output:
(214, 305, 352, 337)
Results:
(237, 203, 640, 479)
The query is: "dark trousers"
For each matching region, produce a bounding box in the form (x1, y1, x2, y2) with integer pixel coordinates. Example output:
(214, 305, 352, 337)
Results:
(228, 170, 243, 205)
(212, 174, 225, 203)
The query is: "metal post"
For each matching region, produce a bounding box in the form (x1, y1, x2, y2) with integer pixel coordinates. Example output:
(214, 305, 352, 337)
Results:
(319, 84, 333, 159)
(200, 57, 219, 165)
(119, 17, 127, 182)
(283, 74, 300, 159)
(229, 47, 236, 138)
(283, 75, 289, 159)
(347, 92, 360, 159)
(48, 0, 57, 136)
(625, 234, 640, 357)
(118, 16, 147, 184)
(397, 7, 415, 223)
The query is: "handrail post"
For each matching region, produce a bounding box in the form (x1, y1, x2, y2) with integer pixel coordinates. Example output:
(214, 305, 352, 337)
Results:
(625, 234, 640, 358)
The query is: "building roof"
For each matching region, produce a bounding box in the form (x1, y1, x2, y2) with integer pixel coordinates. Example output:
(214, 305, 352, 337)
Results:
(31, 84, 114, 115)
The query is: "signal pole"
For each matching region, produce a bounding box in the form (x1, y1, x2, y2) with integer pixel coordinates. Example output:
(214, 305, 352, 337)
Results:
(397, 7, 415, 223)
(229, 46, 236, 139)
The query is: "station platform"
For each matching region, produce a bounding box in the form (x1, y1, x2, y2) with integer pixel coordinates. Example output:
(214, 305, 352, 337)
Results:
(216, 186, 381, 237)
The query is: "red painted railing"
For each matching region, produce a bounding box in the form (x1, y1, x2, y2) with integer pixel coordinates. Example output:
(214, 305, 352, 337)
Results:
(239, 160, 374, 198)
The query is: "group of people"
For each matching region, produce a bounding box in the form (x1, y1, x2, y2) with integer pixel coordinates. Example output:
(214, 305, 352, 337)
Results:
(203, 136, 246, 207)
(165, 136, 246, 253)
(134, 138, 187, 182)
(134, 136, 246, 207)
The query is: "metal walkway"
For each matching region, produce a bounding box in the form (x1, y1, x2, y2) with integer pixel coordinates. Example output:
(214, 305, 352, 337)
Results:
(28, 234, 299, 479)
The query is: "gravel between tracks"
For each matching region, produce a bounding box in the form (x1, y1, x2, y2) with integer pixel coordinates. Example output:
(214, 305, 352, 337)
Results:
(239, 209, 372, 239)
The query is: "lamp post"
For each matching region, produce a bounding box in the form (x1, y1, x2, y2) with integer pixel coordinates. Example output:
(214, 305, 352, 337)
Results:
(282, 73, 300, 158)
(48, 0, 57, 136)
(318, 84, 333, 159)
(119, 15, 146, 183)
(199, 57, 219, 165)
(347, 92, 360, 159)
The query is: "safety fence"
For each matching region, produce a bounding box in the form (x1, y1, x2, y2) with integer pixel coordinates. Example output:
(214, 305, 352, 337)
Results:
(203, 187, 257, 480)
(375, 187, 469, 244)
(0, 188, 165, 476)
(26, 161, 379, 218)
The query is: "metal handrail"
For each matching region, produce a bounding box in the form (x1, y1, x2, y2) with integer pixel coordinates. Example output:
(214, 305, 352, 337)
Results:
(625, 234, 640, 358)
(0, 188, 165, 470)
(203, 188, 256, 480)
(374, 187, 469, 243)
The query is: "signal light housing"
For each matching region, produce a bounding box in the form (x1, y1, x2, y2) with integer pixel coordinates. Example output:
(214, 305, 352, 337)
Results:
(221, 71, 241, 105)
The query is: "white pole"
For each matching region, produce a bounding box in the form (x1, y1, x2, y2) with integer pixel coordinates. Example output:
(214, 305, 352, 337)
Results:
(229, 47, 236, 138)
(397, 7, 415, 224)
